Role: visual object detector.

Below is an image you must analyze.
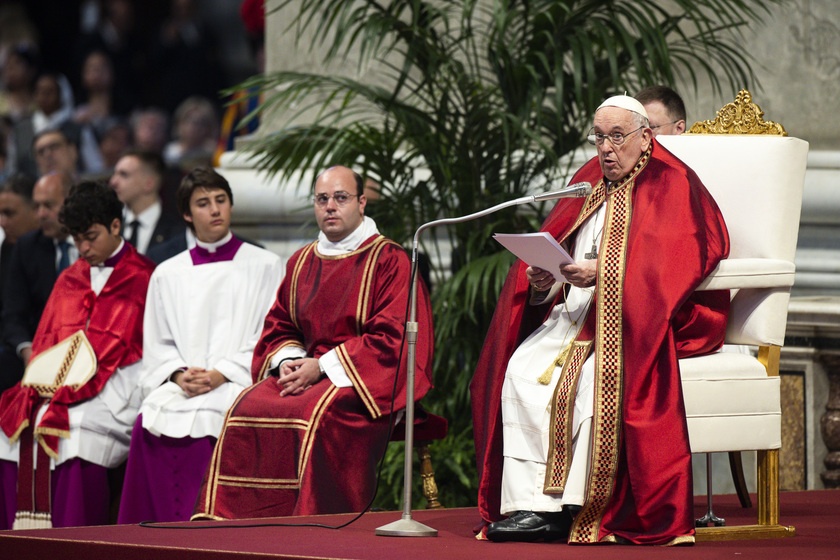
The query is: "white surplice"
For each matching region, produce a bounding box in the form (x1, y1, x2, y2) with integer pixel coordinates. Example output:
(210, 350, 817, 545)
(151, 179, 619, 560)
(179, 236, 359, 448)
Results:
(500, 204, 605, 515)
(138, 242, 284, 439)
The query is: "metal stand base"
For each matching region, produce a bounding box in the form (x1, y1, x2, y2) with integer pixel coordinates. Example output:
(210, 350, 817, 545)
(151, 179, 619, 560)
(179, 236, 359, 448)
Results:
(695, 453, 725, 527)
(375, 516, 438, 537)
(695, 509, 726, 527)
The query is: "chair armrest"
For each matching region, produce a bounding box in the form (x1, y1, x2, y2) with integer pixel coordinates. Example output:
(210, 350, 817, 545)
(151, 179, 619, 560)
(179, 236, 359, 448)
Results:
(696, 258, 795, 290)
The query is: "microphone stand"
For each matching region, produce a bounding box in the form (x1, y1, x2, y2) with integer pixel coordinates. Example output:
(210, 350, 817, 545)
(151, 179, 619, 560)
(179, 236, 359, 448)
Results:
(375, 183, 590, 537)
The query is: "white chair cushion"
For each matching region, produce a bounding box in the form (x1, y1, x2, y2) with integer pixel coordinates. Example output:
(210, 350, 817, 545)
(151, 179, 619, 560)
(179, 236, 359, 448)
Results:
(680, 352, 781, 452)
(726, 288, 792, 346)
(697, 258, 795, 290)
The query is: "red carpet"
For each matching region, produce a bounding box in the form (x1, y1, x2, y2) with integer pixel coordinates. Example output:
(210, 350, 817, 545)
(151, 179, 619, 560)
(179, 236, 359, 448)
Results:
(0, 490, 837, 560)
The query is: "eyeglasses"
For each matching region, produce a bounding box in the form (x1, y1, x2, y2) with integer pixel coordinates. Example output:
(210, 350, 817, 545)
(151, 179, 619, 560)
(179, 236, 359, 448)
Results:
(35, 141, 68, 157)
(313, 191, 359, 207)
(587, 126, 643, 146)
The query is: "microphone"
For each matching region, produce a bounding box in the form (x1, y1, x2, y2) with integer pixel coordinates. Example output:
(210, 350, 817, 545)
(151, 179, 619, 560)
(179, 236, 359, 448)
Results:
(532, 181, 592, 202)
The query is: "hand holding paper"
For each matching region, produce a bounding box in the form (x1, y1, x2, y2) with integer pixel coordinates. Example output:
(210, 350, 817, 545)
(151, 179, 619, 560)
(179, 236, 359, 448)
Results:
(493, 232, 576, 283)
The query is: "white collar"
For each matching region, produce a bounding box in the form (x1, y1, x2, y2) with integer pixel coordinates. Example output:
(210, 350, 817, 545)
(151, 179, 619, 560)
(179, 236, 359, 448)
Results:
(317, 216, 379, 255)
(53, 235, 75, 248)
(124, 200, 162, 228)
(195, 231, 233, 253)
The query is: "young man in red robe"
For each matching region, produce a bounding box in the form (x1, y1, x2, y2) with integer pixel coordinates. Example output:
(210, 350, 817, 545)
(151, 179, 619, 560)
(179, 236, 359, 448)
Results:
(0, 181, 155, 528)
(472, 96, 729, 545)
(192, 165, 434, 520)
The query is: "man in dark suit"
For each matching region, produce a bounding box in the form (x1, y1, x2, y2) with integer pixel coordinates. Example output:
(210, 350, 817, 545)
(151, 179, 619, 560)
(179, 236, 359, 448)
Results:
(109, 150, 184, 256)
(145, 228, 192, 264)
(2, 171, 77, 370)
(0, 174, 40, 393)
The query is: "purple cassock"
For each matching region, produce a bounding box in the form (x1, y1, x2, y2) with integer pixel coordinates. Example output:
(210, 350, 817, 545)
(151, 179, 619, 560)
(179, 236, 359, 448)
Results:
(116, 417, 216, 523)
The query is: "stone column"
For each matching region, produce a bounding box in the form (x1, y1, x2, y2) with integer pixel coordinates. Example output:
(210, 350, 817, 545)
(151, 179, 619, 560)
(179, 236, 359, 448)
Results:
(819, 352, 840, 488)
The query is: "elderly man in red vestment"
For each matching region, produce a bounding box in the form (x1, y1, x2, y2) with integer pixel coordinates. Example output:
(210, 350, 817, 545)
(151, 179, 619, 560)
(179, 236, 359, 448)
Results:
(473, 95, 729, 545)
(192, 165, 434, 520)
(0, 181, 155, 529)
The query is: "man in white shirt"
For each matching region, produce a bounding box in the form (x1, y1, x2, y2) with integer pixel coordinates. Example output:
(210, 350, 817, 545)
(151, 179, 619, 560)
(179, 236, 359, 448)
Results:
(109, 150, 184, 256)
(118, 167, 283, 523)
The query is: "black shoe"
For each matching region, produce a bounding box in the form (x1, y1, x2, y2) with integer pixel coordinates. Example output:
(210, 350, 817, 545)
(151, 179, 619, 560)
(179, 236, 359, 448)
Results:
(485, 510, 569, 543)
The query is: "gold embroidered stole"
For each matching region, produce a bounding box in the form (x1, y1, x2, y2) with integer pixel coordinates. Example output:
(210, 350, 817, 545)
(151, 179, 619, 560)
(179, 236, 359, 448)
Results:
(542, 149, 651, 544)
(536, 180, 610, 386)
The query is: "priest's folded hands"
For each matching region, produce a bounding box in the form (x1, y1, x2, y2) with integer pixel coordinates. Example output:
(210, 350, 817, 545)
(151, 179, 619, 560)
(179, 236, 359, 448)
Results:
(276, 357, 323, 397)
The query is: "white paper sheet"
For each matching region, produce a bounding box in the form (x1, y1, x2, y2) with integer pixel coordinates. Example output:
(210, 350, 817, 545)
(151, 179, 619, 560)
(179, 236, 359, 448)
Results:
(493, 232, 575, 283)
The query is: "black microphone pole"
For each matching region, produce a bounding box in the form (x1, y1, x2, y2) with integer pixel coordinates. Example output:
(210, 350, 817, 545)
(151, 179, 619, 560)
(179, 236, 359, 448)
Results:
(374, 181, 591, 537)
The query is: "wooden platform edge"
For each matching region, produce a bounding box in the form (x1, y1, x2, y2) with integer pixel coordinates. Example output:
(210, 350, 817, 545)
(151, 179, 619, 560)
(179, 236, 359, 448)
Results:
(695, 524, 796, 541)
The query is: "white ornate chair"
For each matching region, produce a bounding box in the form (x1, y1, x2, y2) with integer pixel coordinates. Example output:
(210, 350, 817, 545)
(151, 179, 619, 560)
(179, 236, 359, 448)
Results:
(658, 91, 808, 540)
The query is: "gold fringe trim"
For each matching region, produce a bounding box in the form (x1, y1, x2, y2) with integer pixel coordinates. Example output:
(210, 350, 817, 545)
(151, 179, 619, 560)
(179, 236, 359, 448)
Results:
(538, 344, 571, 385)
(665, 535, 695, 546)
(34, 428, 70, 460)
(6, 419, 29, 446)
(13, 511, 52, 530)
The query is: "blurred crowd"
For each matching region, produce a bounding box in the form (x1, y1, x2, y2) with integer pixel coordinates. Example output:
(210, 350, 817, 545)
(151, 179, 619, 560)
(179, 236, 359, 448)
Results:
(0, 0, 265, 206)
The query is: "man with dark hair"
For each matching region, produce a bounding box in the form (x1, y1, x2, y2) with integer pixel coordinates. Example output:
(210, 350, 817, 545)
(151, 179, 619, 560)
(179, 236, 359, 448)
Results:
(109, 149, 185, 256)
(635, 85, 687, 137)
(118, 167, 283, 523)
(12, 72, 104, 178)
(0, 180, 155, 529)
(0, 174, 40, 393)
(32, 128, 80, 178)
(2, 171, 77, 371)
(0, 175, 39, 246)
(192, 165, 434, 521)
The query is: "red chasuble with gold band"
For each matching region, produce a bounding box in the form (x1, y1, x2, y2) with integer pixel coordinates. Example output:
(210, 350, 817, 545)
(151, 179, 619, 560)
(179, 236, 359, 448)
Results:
(470, 140, 729, 545)
(193, 234, 433, 519)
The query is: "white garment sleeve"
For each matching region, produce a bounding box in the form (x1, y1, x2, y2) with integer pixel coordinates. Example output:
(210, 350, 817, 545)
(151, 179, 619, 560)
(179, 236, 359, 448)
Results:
(138, 271, 190, 399)
(98, 359, 144, 428)
(269, 345, 307, 371)
(319, 349, 352, 388)
(209, 256, 286, 386)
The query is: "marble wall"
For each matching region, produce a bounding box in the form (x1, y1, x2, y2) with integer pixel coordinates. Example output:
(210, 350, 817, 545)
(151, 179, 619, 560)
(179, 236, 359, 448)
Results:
(264, 0, 840, 150)
(676, 0, 840, 151)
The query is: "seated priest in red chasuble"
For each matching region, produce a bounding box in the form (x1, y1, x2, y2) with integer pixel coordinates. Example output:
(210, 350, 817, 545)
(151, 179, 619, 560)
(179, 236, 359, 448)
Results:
(192, 165, 434, 520)
(0, 181, 156, 529)
(471, 95, 730, 546)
